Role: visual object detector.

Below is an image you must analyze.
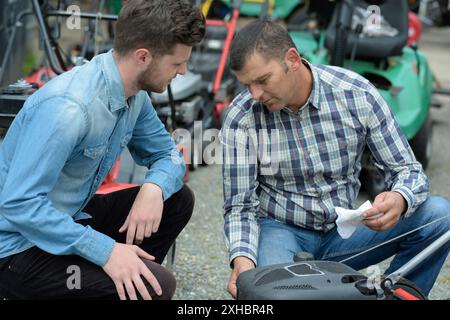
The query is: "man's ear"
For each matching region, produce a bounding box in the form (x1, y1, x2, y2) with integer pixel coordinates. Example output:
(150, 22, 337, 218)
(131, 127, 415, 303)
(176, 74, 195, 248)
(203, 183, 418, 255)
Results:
(134, 48, 152, 67)
(285, 48, 302, 71)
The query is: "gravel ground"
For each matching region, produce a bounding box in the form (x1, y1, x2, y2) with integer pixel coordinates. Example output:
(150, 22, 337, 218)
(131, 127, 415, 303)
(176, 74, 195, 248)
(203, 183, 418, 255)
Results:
(169, 166, 450, 300)
(121, 27, 450, 300)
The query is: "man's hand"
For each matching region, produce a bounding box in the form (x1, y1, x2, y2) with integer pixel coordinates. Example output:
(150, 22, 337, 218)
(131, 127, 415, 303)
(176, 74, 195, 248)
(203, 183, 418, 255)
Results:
(363, 191, 407, 231)
(227, 256, 255, 299)
(119, 183, 163, 245)
(102, 242, 162, 300)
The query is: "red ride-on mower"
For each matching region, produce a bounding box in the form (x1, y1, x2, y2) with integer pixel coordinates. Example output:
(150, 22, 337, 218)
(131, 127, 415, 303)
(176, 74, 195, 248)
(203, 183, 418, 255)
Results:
(189, 0, 244, 127)
(191, 0, 278, 127)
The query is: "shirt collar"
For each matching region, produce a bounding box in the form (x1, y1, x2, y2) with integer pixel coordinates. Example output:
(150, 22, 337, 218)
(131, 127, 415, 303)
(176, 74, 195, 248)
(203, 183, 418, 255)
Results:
(280, 59, 322, 116)
(101, 49, 128, 112)
(302, 58, 322, 110)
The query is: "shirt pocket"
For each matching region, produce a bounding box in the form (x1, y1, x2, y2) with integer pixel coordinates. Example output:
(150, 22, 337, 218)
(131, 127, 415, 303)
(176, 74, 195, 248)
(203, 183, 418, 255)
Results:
(81, 143, 108, 176)
(84, 144, 107, 160)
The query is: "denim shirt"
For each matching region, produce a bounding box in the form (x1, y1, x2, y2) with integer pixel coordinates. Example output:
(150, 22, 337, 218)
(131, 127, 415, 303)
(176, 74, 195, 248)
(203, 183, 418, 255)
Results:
(0, 50, 185, 266)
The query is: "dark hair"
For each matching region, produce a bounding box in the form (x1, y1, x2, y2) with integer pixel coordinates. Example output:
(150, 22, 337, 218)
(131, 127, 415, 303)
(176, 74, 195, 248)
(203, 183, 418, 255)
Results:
(230, 20, 297, 71)
(114, 0, 205, 57)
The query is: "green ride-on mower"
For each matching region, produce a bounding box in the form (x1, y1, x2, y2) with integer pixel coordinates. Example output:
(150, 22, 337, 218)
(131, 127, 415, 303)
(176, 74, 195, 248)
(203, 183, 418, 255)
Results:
(288, 0, 434, 198)
(219, 0, 305, 23)
(219, 0, 334, 26)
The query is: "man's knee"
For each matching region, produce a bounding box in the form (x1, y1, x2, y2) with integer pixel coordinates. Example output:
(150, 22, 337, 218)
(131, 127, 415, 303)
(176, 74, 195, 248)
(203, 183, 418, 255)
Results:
(177, 185, 195, 221)
(181, 184, 195, 208)
(415, 196, 450, 235)
(142, 260, 176, 300)
(162, 184, 195, 230)
(419, 196, 450, 218)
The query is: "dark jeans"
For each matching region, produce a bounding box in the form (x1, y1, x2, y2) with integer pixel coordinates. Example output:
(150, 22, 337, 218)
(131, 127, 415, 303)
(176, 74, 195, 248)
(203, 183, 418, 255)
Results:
(0, 185, 194, 300)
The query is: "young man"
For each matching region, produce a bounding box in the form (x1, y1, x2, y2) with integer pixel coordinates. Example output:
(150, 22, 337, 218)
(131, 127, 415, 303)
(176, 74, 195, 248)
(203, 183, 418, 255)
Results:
(0, 0, 205, 300)
(221, 20, 450, 299)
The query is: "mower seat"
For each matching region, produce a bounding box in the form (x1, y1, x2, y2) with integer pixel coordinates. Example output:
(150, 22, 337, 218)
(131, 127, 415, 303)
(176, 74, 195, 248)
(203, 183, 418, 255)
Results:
(325, 0, 409, 60)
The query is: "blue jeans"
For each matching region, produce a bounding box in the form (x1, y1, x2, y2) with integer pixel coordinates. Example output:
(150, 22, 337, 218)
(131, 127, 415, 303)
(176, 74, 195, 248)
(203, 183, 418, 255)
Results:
(257, 196, 450, 296)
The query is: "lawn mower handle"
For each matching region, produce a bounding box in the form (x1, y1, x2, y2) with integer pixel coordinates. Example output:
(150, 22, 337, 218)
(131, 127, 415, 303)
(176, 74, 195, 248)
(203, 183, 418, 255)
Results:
(384, 229, 450, 288)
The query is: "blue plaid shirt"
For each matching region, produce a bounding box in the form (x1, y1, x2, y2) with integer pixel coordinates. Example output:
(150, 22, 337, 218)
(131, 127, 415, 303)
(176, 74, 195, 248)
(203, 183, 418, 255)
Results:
(220, 62, 429, 265)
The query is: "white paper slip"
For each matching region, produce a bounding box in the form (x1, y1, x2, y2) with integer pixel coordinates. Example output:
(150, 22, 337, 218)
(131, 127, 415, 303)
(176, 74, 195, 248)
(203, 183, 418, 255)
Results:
(335, 200, 383, 239)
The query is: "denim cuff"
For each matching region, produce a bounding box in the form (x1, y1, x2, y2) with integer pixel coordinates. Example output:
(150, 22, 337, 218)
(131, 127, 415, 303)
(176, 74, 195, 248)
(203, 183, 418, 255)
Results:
(76, 226, 116, 266)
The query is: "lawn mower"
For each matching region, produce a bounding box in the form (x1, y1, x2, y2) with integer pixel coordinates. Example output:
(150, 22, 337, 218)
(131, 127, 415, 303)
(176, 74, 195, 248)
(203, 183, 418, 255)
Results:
(158, 0, 247, 169)
(189, 0, 245, 125)
(410, 0, 450, 27)
(237, 224, 449, 300)
(219, 0, 306, 23)
(287, 0, 435, 198)
(196, 0, 283, 128)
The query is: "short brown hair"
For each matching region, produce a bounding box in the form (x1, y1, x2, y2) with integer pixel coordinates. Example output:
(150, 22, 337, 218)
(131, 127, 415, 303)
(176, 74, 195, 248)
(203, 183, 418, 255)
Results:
(114, 0, 205, 57)
(230, 20, 296, 71)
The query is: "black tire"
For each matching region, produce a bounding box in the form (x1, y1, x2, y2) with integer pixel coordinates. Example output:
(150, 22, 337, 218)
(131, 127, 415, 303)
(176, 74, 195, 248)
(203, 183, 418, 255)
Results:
(189, 137, 201, 171)
(409, 113, 433, 170)
(189, 156, 199, 171)
(331, 25, 348, 67)
(384, 277, 427, 300)
(189, 138, 211, 171)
